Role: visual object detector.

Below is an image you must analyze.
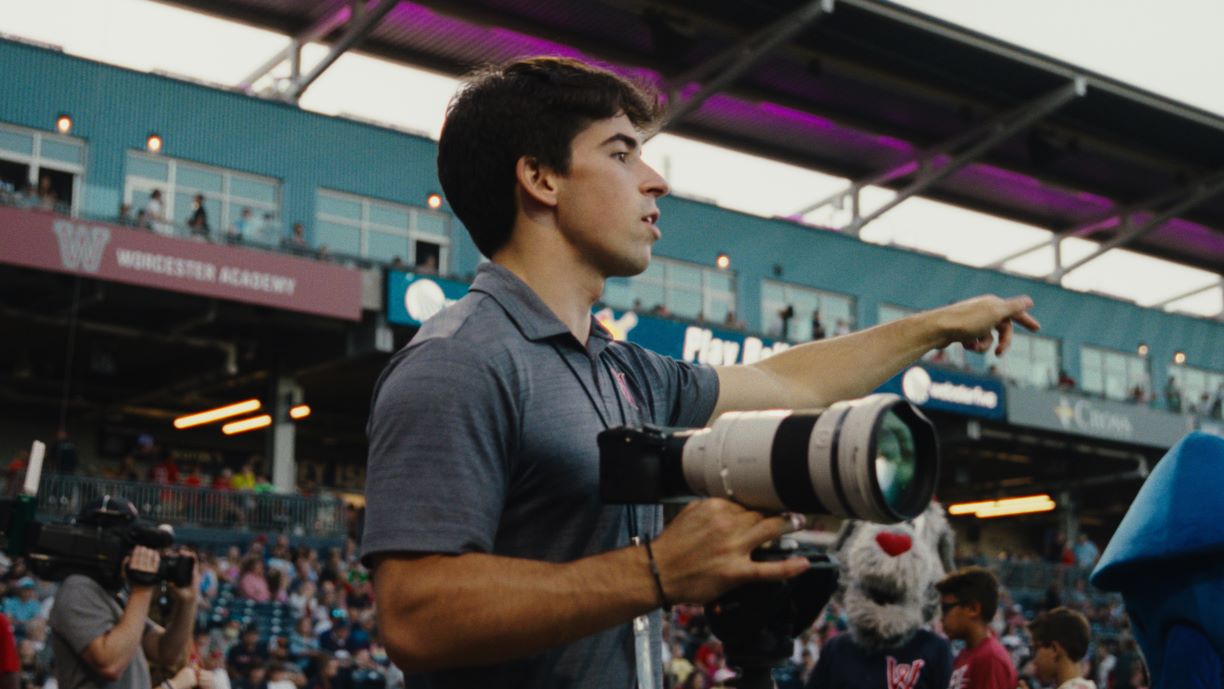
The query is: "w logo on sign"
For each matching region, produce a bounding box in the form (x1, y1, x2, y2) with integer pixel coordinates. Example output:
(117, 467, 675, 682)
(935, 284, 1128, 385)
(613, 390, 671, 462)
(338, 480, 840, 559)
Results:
(886, 656, 925, 689)
(52, 220, 111, 273)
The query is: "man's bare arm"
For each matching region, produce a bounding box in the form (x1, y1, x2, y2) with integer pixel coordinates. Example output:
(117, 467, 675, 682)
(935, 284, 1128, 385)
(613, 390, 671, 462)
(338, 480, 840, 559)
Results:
(711, 295, 1039, 417)
(375, 499, 807, 673)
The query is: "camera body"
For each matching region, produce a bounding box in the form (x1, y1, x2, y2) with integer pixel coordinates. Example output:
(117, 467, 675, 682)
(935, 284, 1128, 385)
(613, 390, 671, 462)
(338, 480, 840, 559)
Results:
(599, 394, 941, 687)
(1, 495, 193, 590)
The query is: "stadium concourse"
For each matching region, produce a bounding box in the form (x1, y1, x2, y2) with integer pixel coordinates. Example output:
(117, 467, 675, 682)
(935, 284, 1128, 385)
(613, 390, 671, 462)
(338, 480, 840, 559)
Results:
(4, 0, 1224, 687)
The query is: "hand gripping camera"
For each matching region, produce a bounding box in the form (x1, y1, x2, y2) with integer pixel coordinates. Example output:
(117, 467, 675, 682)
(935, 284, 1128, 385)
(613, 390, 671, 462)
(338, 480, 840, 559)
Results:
(599, 393, 939, 689)
(0, 442, 194, 590)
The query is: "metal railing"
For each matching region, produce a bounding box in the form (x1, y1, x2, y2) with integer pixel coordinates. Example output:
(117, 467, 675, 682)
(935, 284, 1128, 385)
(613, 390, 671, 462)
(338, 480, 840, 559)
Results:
(31, 473, 348, 537)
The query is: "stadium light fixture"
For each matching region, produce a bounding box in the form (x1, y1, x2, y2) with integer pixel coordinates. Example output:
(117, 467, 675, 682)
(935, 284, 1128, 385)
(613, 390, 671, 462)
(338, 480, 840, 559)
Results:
(947, 494, 1056, 519)
(1137, 342, 1149, 357)
(174, 399, 262, 429)
(55, 114, 73, 135)
(289, 404, 311, 420)
(1174, 351, 1187, 365)
(222, 415, 273, 435)
(716, 252, 731, 270)
(146, 133, 163, 154)
(426, 193, 443, 210)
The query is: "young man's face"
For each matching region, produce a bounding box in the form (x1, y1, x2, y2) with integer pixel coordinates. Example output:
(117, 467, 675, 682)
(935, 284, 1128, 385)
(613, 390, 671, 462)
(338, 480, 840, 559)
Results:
(939, 594, 975, 640)
(553, 113, 669, 278)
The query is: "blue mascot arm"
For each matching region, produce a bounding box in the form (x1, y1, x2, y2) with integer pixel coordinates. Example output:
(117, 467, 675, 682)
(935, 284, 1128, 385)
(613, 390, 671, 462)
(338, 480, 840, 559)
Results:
(1160, 624, 1222, 689)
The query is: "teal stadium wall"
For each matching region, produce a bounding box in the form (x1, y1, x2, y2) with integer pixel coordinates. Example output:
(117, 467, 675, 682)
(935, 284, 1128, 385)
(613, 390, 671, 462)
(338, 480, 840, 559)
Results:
(2, 38, 1221, 387)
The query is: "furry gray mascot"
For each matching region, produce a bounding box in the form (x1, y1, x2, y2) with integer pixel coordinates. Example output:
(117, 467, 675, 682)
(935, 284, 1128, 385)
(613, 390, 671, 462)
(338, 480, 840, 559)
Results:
(805, 502, 956, 689)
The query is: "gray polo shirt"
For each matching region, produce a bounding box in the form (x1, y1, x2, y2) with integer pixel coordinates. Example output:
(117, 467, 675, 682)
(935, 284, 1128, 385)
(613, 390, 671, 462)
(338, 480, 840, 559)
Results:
(363, 262, 719, 689)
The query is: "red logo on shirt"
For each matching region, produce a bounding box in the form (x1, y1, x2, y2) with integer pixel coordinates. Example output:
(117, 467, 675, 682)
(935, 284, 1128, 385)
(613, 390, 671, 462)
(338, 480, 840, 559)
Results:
(611, 369, 639, 410)
(887, 656, 925, 689)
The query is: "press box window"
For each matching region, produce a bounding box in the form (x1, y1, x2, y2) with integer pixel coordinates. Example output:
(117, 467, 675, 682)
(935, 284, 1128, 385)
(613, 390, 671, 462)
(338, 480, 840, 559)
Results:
(316, 189, 450, 270)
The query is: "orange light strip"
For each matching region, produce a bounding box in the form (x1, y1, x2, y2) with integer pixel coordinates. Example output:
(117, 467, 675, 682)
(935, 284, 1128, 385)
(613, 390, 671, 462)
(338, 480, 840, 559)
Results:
(947, 494, 1056, 518)
(289, 404, 311, 420)
(222, 415, 273, 435)
(975, 500, 1057, 519)
(174, 399, 262, 429)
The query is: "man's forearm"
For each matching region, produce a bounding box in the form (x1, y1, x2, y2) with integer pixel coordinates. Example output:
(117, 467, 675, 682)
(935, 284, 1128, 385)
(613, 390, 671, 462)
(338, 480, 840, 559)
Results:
(92, 587, 156, 677)
(728, 311, 944, 413)
(157, 596, 198, 666)
(376, 546, 660, 673)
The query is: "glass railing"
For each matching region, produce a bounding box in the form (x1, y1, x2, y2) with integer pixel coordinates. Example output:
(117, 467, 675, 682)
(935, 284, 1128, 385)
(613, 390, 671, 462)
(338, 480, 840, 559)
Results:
(30, 473, 349, 537)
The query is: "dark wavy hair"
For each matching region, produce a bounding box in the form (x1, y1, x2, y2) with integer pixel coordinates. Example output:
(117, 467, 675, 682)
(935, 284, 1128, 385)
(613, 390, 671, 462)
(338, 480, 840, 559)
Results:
(1028, 606, 1092, 661)
(436, 56, 661, 258)
(935, 566, 1001, 622)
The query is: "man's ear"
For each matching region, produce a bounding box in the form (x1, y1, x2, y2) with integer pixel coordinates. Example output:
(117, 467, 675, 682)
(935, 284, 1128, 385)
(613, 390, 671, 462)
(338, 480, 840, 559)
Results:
(515, 155, 560, 208)
(966, 600, 984, 620)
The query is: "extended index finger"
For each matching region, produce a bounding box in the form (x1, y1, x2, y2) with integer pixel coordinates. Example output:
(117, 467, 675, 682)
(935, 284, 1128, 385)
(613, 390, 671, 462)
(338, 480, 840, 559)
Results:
(1005, 296, 1040, 332)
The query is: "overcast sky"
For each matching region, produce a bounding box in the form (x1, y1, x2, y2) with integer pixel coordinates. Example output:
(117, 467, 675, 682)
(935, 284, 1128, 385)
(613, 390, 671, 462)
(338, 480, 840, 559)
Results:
(1, 0, 1220, 318)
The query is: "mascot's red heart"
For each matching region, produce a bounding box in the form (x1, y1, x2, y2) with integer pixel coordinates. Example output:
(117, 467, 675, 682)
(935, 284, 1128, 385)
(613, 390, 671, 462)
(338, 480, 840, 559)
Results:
(875, 531, 912, 557)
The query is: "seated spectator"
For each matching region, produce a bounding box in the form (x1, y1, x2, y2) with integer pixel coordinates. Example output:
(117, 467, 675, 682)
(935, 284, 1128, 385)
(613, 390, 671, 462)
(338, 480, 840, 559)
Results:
(282, 223, 309, 254)
(1164, 375, 1182, 413)
(288, 616, 321, 667)
(226, 625, 268, 689)
(1057, 369, 1076, 391)
(145, 189, 172, 236)
(36, 175, 57, 211)
(118, 203, 133, 226)
(317, 616, 357, 655)
(231, 462, 257, 491)
(187, 193, 211, 240)
(237, 557, 271, 602)
(1026, 607, 1095, 689)
(149, 449, 179, 485)
(227, 207, 253, 244)
(415, 253, 438, 275)
(1, 578, 41, 628)
(833, 318, 850, 337)
(776, 304, 795, 340)
(811, 310, 826, 340)
(1074, 534, 1100, 570)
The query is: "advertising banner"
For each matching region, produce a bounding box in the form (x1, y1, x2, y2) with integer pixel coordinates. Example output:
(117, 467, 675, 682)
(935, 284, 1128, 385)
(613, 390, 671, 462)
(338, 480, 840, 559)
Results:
(0, 207, 362, 321)
(877, 365, 1007, 420)
(385, 270, 790, 365)
(1007, 386, 1194, 448)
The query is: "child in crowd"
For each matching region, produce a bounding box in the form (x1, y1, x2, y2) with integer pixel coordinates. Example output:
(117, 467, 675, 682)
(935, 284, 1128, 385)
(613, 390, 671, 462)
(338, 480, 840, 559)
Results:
(937, 566, 1018, 689)
(1024, 607, 1095, 689)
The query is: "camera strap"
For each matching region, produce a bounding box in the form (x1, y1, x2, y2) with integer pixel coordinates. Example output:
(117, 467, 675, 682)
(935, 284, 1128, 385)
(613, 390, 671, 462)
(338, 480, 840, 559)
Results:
(548, 339, 661, 689)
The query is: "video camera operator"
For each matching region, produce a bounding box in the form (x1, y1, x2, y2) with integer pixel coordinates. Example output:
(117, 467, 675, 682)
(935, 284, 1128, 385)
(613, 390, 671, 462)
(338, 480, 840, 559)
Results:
(47, 497, 213, 689)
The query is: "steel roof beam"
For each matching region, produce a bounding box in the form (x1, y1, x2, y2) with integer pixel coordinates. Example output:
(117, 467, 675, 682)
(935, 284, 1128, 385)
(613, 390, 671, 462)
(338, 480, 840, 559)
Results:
(653, 0, 831, 135)
(285, 0, 399, 102)
(823, 79, 1085, 236)
(1050, 170, 1224, 281)
(1148, 278, 1224, 310)
(238, 3, 356, 92)
(984, 184, 1195, 270)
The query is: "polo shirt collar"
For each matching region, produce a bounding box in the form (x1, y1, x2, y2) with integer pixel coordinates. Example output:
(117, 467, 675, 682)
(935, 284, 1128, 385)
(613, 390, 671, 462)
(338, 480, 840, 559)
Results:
(469, 263, 613, 351)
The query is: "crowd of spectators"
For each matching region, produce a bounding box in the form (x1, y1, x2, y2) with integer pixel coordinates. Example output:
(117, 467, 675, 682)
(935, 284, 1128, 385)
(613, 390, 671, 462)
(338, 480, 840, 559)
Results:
(660, 553, 1147, 689)
(0, 448, 1150, 689)
(0, 532, 394, 689)
(0, 174, 70, 215)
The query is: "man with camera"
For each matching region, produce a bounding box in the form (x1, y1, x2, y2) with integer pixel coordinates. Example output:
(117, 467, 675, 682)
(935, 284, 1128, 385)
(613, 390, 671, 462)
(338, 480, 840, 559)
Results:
(48, 497, 213, 689)
(364, 57, 1039, 688)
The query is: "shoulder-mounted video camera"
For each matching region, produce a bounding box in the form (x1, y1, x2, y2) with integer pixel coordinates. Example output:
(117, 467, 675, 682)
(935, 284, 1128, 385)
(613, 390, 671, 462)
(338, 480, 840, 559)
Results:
(0, 441, 194, 590)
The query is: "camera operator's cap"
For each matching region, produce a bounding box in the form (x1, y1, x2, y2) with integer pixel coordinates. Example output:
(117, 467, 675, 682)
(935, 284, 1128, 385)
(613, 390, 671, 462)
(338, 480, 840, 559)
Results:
(77, 495, 140, 526)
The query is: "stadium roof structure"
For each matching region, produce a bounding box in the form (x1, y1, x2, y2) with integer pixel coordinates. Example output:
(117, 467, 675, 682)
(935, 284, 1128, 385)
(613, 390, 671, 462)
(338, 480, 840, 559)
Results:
(166, 0, 1224, 305)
